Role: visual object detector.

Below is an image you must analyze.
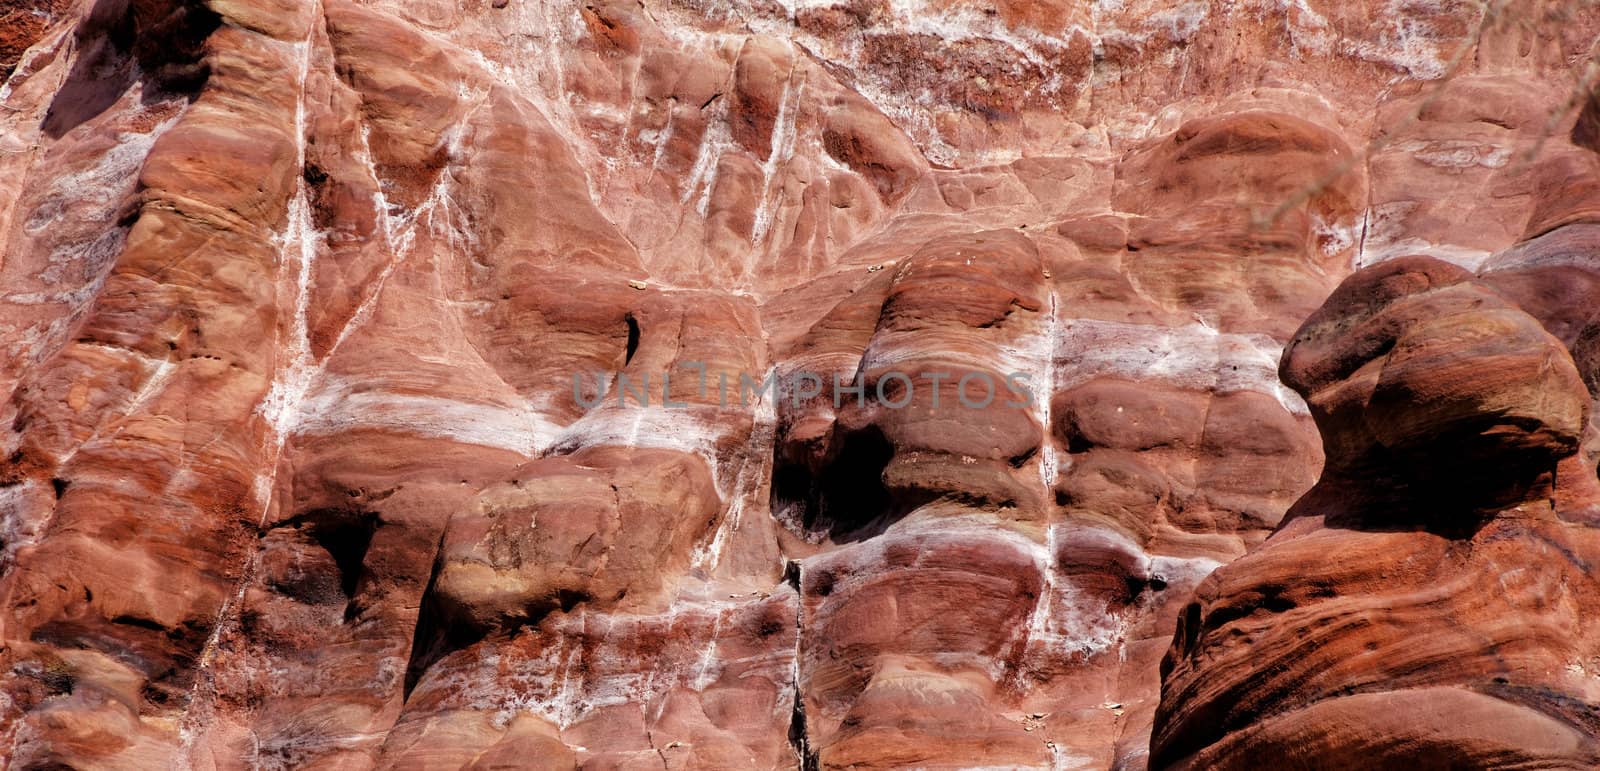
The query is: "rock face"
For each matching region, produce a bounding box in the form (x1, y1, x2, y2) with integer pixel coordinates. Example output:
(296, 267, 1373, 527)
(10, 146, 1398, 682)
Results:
(0, 0, 1597, 769)
(1152, 252, 1600, 769)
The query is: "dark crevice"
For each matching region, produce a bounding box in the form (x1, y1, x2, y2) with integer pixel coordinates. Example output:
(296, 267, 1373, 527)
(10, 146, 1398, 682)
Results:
(1550, 457, 1559, 511)
(623, 313, 641, 366)
(1008, 444, 1038, 469)
(789, 683, 817, 771)
(402, 536, 455, 700)
(977, 299, 1024, 329)
(110, 614, 166, 632)
(784, 559, 818, 771)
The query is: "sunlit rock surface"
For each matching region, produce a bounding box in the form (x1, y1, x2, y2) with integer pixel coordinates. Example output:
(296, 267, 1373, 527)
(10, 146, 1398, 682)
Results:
(1152, 253, 1600, 770)
(0, 0, 1597, 768)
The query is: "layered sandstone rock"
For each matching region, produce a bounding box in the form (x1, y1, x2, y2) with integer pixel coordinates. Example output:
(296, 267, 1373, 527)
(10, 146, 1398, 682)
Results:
(1152, 255, 1600, 768)
(0, 0, 1597, 768)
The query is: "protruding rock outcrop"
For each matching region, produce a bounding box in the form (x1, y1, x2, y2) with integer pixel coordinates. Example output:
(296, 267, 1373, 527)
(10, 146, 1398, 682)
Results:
(1153, 256, 1600, 769)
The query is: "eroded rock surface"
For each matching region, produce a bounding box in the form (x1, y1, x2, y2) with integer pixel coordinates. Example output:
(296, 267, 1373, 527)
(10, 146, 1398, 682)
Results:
(0, 0, 1598, 768)
(1153, 254, 1600, 769)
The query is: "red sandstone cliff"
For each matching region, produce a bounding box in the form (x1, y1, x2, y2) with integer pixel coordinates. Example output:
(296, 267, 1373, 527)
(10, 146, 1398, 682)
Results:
(1, 0, 1598, 768)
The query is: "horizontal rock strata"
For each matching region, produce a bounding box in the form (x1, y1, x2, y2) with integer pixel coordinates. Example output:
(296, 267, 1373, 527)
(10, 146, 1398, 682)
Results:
(1, 0, 1598, 768)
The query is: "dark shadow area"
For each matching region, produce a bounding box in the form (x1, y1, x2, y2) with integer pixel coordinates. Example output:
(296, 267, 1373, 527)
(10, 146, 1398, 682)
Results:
(29, 612, 207, 710)
(301, 512, 380, 620)
(623, 312, 640, 366)
(42, 0, 218, 138)
(401, 554, 590, 700)
(263, 508, 380, 611)
(401, 548, 456, 700)
(1288, 436, 1563, 540)
(1573, 85, 1600, 155)
(773, 424, 912, 542)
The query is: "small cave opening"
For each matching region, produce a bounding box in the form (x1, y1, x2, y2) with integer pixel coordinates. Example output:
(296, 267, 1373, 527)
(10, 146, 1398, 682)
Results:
(269, 509, 380, 619)
(305, 515, 380, 605)
(772, 425, 897, 542)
